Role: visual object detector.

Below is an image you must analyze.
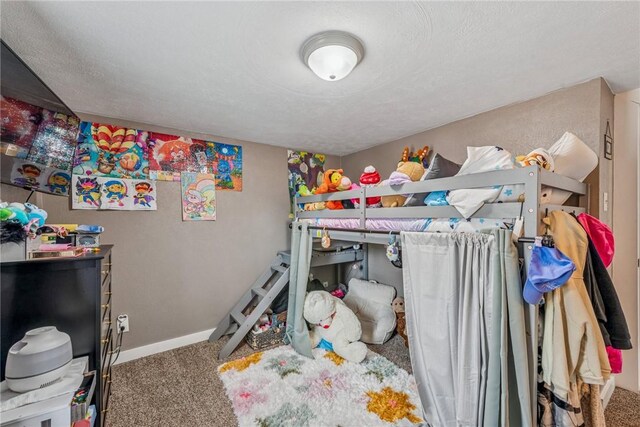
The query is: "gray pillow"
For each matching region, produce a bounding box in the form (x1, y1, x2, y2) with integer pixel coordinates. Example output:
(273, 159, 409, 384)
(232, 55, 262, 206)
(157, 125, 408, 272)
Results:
(404, 154, 461, 206)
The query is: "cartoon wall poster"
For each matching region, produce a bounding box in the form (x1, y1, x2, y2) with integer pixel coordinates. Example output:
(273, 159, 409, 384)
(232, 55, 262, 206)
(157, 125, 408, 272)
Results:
(287, 150, 326, 217)
(131, 179, 157, 210)
(72, 122, 149, 179)
(10, 159, 47, 190)
(26, 110, 80, 171)
(72, 175, 102, 209)
(208, 142, 242, 191)
(0, 96, 43, 157)
(180, 172, 216, 221)
(44, 168, 72, 196)
(99, 177, 133, 210)
(148, 132, 210, 181)
(149, 170, 180, 182)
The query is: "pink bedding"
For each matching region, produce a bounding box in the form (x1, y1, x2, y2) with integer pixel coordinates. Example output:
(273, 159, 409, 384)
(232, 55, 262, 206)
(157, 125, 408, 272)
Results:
(305, 218, 431, 232)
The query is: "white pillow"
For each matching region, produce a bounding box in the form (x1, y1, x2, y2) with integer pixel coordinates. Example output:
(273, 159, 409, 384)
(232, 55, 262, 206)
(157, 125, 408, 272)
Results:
(545, 132, 598, 205)
(446, 146, 515, 218)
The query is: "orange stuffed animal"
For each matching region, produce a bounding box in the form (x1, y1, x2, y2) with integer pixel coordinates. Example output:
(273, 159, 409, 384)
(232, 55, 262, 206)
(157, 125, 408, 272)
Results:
(314, 169, 344, 210)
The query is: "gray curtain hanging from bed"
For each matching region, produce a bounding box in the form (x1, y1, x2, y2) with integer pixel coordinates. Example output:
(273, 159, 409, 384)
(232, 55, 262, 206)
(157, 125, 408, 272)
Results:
(284, 221, 314, 358)
(401, 229, 531, 427)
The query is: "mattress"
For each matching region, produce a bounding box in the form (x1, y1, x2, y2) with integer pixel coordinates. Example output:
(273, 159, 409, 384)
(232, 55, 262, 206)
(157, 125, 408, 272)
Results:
(305, 217, 509, 233)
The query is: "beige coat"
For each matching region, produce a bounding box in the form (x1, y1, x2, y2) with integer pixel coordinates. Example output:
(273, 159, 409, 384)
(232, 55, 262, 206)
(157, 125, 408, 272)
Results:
(541, 210, 611, 399)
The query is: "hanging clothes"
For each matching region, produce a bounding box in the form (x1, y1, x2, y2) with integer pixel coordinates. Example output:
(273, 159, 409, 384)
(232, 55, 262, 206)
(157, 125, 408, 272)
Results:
(401, 229, 530, 427)
(582, 232, 632, 350)
(539, 211, 610, 427)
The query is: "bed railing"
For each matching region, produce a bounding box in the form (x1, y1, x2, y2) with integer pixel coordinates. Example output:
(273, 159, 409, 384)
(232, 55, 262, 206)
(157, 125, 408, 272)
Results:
(294, 165, 588, 228)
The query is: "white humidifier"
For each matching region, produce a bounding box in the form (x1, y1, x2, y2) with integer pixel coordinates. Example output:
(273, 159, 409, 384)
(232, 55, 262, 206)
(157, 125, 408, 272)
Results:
(5, 326, 73, 392)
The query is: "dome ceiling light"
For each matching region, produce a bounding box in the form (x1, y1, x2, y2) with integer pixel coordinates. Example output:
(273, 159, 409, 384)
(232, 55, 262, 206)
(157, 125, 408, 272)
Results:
(301, 31, 365, 82)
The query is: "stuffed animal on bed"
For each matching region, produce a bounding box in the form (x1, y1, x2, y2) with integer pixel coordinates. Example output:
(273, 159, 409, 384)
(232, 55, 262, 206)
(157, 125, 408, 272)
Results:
(381, 161, 425, 207)
(516, 148, 555, 171)
(314, 169, 345, 210)
(355, 166, 382, 207)
(303, 291, 368, 363)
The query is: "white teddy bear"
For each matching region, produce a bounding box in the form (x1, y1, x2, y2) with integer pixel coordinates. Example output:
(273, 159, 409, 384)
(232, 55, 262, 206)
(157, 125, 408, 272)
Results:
(303, 291, 367, 363)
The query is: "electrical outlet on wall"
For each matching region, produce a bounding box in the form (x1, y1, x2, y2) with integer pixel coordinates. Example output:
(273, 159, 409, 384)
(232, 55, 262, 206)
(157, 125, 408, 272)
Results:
(117, 314, 130, 333)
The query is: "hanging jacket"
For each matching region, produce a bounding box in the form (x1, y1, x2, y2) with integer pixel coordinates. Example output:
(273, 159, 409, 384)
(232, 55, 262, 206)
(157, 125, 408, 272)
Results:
(541, 211, 611, 400)
(583, 234, 632, 350)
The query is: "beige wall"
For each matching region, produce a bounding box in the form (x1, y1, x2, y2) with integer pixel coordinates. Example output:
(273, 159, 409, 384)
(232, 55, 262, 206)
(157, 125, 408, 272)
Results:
(342, 78, 611, 289)
(612, 88, 640, 392)
(1, 117, 339, 350)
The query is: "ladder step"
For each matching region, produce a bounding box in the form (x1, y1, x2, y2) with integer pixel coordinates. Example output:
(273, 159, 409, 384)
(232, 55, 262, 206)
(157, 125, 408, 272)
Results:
(230, 310, 246, 325)
(252, 288, 268, 299)
(272, 265, 287, 274)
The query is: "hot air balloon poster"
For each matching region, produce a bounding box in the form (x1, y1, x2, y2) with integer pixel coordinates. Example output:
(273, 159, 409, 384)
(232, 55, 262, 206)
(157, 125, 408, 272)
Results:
(148, 133, 210, 181)
(180, 172, 216, 221)
(72, 122, 150, 179)
(208, 142, 242, 191)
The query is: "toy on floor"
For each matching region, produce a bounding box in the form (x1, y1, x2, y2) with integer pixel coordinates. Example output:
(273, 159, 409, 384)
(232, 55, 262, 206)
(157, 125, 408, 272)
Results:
(355, 166, 382, 207)
(392, 297, 408, 347)
(303, 291, 367, 363)
(380, 159, 425, 208)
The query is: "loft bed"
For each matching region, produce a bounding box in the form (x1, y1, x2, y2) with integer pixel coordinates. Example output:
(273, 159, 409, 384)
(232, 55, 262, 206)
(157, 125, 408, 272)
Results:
(292, 164, 589, 426)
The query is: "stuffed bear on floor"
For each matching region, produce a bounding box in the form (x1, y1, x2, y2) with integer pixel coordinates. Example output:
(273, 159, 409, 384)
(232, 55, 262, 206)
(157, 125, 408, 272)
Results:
(303, 291, 367, 363)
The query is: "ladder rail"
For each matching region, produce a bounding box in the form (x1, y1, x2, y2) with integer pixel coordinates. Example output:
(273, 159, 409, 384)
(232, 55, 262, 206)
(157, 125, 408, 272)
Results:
(208, 260, 282, 342)
(217, 266, 290, 359)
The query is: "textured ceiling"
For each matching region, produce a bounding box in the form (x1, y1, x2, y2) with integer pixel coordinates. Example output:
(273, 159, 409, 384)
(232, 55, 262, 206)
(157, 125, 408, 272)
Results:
(2, 1, 639, 156)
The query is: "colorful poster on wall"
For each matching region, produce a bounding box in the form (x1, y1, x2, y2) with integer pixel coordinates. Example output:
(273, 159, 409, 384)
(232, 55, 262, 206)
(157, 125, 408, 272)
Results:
(287, 150, 326, 216)
(148, 132, 210, 181)
(208, 142, 242, 191)
(10, 159, 47, 190)
(72, 122, 149, 179)
(72, 175, 102, 209)
(180, 172, 216, 221)
(26, 110, 80, 171)
(0, 96, 42, 158)
(100, 177, 133, 210)
(131, 179, 157, 210)
(43, 169, 72, 196)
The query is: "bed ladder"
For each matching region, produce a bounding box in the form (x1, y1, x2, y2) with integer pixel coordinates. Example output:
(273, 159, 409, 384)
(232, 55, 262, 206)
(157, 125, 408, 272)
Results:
(209, 252, 290, 359)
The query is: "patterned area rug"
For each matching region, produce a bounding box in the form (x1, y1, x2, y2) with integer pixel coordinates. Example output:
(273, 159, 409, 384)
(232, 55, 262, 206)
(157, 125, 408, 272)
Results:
(217, 345, 424, 427)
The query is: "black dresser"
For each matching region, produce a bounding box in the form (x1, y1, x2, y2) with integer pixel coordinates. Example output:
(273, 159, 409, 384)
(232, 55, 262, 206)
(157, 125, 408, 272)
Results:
(1, 244, 113, 426)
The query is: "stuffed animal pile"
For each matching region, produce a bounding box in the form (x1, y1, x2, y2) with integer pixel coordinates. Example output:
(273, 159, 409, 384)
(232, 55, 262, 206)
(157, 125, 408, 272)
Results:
(295, 145, 431, 211)
(0, 201, 48, 244)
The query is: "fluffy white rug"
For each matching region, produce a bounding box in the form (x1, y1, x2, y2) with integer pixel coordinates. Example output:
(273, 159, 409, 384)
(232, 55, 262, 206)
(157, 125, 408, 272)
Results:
(217, 345, 424, 427)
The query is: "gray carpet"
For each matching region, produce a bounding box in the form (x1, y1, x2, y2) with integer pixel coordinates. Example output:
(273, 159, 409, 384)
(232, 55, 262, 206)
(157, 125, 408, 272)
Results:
(107, 335, 640, 426)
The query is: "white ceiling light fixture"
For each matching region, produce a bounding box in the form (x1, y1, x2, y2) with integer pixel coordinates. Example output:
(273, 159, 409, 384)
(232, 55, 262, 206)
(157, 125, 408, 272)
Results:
(301, 31, 365, 82)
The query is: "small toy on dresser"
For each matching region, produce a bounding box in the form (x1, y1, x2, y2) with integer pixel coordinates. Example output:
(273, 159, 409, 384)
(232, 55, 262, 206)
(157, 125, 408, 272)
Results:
(392, 297, 408, 347)
(304, 291, 367, 363)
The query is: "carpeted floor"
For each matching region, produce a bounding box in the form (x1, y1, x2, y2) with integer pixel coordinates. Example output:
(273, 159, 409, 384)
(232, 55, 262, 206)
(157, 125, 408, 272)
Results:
(107, 335, 640, 426)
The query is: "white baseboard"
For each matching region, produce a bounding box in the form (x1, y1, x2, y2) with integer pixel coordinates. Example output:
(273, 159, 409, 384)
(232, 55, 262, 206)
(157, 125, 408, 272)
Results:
(113, 328, 215, 365)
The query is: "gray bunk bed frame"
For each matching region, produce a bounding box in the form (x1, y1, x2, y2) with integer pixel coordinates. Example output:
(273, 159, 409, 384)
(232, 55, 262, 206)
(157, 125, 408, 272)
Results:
(293, 165, 589, 426)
